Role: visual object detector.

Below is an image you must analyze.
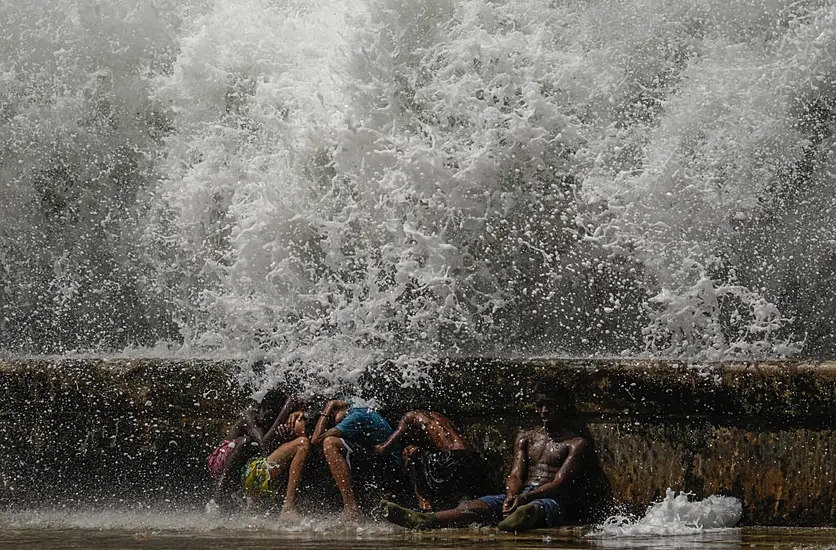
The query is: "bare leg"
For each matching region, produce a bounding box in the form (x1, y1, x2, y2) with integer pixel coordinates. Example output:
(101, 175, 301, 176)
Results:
(434, 499, 493, 525)
(497, 503, 547, 532)
(282, 437, 310, 517)
(264, 436, 311, 517)
(322, 436, 359, 519)
(212, 436, 251, 511)
(383, 498, 493, 529)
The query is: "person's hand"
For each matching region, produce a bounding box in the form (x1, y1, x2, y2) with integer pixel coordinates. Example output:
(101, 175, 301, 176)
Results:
(276, 423, 294, 441)
(373, 444, 384, 454)
(288, 411, 305, 436)
(287, 411, 304, 426)
(502, 494, 521, 515)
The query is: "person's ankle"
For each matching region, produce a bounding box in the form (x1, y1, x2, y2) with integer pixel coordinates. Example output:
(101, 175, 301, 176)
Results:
(383, 501, 435, 528)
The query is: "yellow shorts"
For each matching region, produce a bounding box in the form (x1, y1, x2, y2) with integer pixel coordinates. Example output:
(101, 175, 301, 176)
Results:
(241, 457, 282, 499)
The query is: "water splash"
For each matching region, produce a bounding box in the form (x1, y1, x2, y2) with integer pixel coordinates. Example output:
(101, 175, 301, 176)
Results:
(590, 488, 742, 537)
(0, 508, 398, 535)
(3, 0, 836, 388)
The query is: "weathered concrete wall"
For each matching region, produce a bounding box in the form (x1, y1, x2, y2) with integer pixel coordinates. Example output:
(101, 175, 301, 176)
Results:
(1, 358, 834, 525)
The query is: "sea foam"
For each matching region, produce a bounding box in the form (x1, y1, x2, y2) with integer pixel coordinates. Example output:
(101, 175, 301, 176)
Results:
(590, 488, 742, 537)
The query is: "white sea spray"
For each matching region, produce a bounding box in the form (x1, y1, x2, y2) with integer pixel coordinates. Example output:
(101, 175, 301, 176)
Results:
(3, 0, 836, 389)
(590, 488, 742, 537)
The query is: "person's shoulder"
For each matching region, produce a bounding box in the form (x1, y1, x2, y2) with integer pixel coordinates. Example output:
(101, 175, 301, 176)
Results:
(566, 434, 589, 451)
(405, 410, 438, 424)
(426, 410, 454, 423)
(516, 428, 542, 442)
(543, 429, 587, 446)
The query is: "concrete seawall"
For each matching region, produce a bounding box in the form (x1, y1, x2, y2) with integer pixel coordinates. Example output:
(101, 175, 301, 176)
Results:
(1, 358, 834, 525)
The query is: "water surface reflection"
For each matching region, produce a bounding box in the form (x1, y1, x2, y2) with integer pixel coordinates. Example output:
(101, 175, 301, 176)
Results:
(1, 512, 834, 549)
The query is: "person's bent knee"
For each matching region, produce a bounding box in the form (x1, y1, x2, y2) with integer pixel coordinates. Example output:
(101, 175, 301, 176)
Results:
(296, 436, 311, 450)
(322, 436, 344, 453)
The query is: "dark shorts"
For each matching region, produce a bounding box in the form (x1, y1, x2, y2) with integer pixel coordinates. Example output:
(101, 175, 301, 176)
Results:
(409, 449, 485, 506)
(340, 438, 404, 491)
(477, 487, 563, 527)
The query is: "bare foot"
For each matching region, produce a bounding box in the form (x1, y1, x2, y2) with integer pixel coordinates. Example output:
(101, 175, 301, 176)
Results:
(497, 503, 546, 532)
(279, 509, 303, 522)
(382, 501, 435, 529)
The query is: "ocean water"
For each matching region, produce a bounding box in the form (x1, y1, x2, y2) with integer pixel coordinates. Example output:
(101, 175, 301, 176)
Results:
(4, 3, 832, 542)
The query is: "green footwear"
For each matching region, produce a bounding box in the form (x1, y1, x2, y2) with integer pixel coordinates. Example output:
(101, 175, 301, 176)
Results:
(382, 501, 436, 529)
(497, 503, 546, 532)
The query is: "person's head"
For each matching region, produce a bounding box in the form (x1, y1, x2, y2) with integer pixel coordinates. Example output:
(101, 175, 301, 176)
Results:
(332, 401, 350, 424)
(533, 375, 575, 428)
(257, 388, 288, 420)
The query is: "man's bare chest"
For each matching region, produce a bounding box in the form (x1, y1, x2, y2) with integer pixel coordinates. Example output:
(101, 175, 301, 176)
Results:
(528, 434, 571, 465)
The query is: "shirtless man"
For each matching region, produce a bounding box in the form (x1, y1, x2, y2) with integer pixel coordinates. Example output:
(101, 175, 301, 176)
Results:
(382, 376, 587, 531)
(374, 411, 484, 510)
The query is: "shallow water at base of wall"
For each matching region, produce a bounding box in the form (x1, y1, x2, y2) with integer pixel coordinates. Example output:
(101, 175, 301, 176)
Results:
(1, 512, 835, 550)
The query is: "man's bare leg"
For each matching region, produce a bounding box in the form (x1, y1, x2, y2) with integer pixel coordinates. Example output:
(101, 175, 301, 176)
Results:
(264, 436, 311, 519)
(403, 445, 432, 511)
(497, 503, 547, 532)
(322, 436, 359, 519)
(383, 498, 493, 528)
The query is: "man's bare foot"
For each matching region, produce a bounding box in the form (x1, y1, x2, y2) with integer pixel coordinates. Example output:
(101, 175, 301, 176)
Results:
(497, 503, 546, 532)
(382, 501, 436, 529)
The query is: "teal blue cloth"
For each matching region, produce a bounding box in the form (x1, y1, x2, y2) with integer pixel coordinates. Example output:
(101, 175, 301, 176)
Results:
(335, 407, 393, 446)
(335, 407, 402, 466)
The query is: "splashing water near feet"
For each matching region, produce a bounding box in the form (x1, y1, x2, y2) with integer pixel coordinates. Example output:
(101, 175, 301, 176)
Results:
(590, 488, 742, 538)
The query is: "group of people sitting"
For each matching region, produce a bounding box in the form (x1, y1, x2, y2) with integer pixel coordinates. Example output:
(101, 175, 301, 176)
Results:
(205, 375, 589, 532)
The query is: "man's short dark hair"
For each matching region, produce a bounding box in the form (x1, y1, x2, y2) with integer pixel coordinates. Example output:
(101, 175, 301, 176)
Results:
(533, 375, 576, 413)
(534, 375, 563, 400)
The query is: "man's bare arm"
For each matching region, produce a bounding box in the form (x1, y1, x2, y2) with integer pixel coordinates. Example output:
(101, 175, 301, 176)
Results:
(374, 411, 418, 453)
(260, 396, 303, 449)
(519, 438, 587, 504)
(311, 400, 347, 446)
(505, 432, 529, 499)
(313, 426, 344, 446)
(240, 405, 268, 444)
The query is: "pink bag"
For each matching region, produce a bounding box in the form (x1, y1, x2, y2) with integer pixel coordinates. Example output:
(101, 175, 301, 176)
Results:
(207, 439, 237, 479)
